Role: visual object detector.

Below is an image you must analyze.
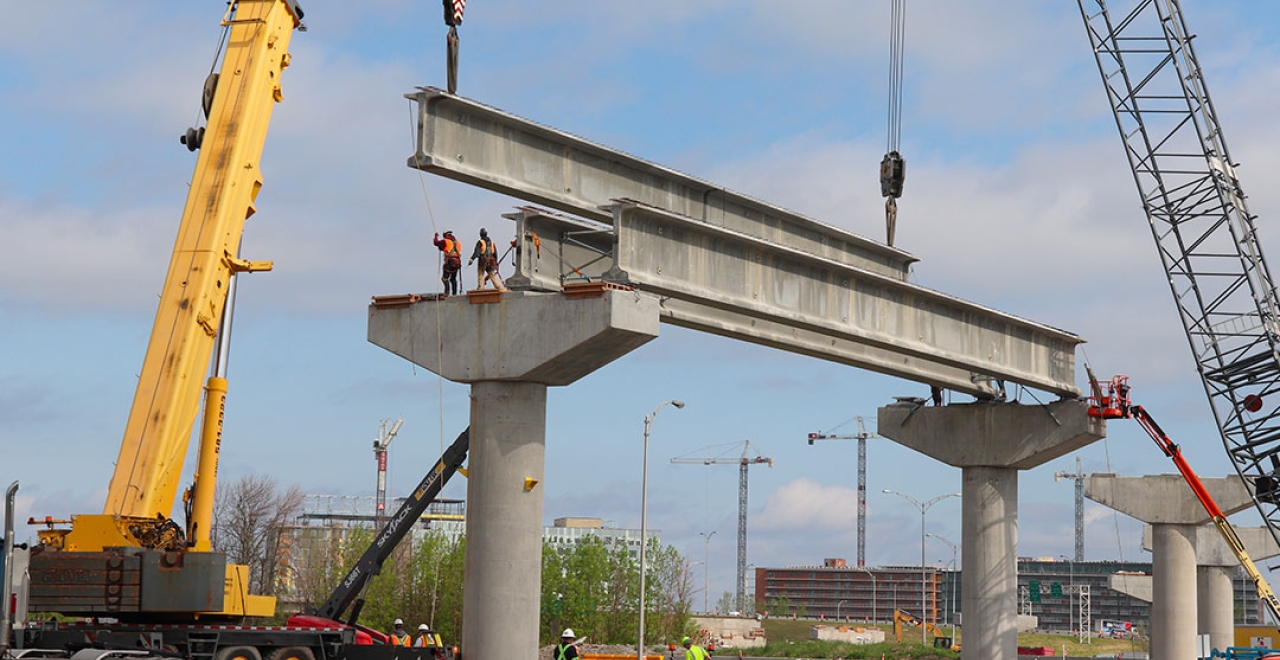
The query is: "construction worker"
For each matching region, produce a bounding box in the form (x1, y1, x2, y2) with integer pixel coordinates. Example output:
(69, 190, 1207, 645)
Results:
(433, 230, 462, 296)
(414, 624, 444, 657)
(554, 628, 580, 660)
(389, 619, 411, 646)
(681, 636, 710, 660)
(467, 227, 507, 291)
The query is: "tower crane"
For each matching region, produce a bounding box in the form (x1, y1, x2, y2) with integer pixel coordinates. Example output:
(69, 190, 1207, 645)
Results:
(671, 441, 774, 614)
(808, 416, 877, 567)
(1054, 456, 1086, 562)
(1078, 1, 1280, 553)
(372, 418, 403, 523)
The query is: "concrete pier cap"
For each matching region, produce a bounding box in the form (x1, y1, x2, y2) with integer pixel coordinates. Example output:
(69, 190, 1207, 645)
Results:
(877, 399, 1103, 660)
(367, 289, 660, 660)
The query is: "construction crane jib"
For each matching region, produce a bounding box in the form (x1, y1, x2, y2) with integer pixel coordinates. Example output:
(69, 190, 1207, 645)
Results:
(672, 441, 774, 614)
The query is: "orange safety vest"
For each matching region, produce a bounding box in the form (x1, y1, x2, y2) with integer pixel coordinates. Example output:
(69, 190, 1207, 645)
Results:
(442, 237, 459, 256)
(390, 631, 411, 646)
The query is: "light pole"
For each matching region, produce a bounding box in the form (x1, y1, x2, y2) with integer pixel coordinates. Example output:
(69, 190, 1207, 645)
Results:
(837, 599, 849, 621)
(638, 399, 685, 660)
(884, 489, 960, 644)
(1061, 554, 1075, 635)
(928, 532, 958, 639)
(700, 530, 717, 613)
(857, 566, 877, 623)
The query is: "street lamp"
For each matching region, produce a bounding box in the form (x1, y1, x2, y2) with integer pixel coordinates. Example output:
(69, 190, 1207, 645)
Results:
(884, 489, 960, 644)
(857, 566, 877, 623)
(700, 530, 717, 613)
(928, 532, 958, 639)
(837, 599, 849, 621)
(638, 399, 685, 660)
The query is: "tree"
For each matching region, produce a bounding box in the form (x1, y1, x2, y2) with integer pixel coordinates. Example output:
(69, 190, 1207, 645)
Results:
(212, 473, 304, 597)
(715, 591, 735, 615)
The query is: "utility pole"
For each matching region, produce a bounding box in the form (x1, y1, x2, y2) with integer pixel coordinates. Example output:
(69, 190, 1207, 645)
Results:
(808, 417, 877, 567)
(672, 441, 774, 614)
(372, 418, 403, 524)
(1054, 456, 1085, 561)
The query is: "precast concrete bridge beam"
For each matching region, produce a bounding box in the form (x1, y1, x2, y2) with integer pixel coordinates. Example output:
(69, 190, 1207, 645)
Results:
(1087, 474, 1252, 660)
(1139, 519, 1280, 653)
(410, 89, 1084, 400)
(368, 290, 659, 660)
(878, 399, 1103, 660)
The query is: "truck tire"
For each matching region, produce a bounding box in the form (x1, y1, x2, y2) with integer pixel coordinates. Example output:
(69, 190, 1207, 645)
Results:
(266, 648, 315, 660)
(215, 647, 262, 660)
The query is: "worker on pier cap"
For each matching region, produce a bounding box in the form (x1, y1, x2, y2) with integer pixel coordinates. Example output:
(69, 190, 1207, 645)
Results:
(555, 628, 580, 660)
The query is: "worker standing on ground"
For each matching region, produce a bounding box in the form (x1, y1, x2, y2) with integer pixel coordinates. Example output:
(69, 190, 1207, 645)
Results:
(389, 619, 411, 645)
(681, 636, 710, 660)
(433, 230, 462, 295)
(467, 227, 507, 291)
(554, 628, 580, 660)
(415, 624, 444, 657)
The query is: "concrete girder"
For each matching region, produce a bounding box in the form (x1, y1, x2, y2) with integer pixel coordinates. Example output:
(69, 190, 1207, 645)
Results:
(367, 290, 659, 660)
(413, 91, 1085, 399)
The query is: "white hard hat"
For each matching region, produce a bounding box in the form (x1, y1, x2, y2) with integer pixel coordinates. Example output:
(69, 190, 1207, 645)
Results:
(418, 624, 429, 631)
(394, 619, 403, 626)
(561, 628, 575, 638)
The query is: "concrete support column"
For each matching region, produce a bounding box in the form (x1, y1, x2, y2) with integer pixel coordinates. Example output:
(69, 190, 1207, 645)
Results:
(462, 381, 547, 660)
(1151, 524, 1198, 660)
(961, 466, 1017, 660)
(1198, 565, 1233, 654)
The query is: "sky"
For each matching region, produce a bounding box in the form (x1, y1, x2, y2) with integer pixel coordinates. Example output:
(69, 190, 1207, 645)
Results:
(3, 1, 1280, 611)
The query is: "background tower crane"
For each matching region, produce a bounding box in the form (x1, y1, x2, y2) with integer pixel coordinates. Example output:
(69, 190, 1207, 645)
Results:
(808, 416, 877, 567)
(672, 441, 774, 614)
(372, 418, 403, 524)
(1054, 456, 1086, 562)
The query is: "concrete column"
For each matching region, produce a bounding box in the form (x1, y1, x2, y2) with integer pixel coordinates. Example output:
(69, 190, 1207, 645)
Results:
(463, 381, 546, 660)
(1088, 474, 1252, 660)
(1198, 565, 1233, 653)
(962, 466, 1017, 660)
(878, 400, 1103, 660)
(369, 290, 660, 660)
(1151, 524, 1198, 660)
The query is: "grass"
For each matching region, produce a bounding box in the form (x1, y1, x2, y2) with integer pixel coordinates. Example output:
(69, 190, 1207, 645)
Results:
(735, 618, 1150, 658)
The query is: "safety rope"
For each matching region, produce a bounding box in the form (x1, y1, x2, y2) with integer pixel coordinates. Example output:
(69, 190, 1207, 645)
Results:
(407, 100, 449, 456)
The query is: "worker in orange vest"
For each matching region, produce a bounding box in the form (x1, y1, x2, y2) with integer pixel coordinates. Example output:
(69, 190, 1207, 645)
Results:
(467, 227, 507, 292)
(433, 230, 462, 296)
(388, 618, 411, 645)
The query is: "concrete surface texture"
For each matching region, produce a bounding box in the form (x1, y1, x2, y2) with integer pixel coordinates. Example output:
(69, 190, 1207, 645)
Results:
(877, 399, 1104, 660)
(368, 290, 660, 660)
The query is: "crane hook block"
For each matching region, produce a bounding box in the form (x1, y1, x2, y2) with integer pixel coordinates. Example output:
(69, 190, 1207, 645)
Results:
(880, 151, 906, 198)
(442, 0, 465, 26)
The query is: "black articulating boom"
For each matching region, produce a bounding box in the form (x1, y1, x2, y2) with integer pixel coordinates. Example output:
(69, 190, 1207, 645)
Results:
(311, 427, 469, 626)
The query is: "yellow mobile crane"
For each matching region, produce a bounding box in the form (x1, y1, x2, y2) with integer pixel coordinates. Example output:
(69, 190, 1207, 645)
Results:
(28, 0, 302, 621)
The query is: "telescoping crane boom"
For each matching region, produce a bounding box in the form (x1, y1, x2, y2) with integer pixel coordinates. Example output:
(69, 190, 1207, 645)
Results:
(28, 0, 304, 621)
(1088, 374, 1280, 625)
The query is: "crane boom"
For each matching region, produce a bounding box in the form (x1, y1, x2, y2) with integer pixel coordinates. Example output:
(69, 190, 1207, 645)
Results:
(1089, 376, 1280, 625)
(1078, 0, 1280, 555)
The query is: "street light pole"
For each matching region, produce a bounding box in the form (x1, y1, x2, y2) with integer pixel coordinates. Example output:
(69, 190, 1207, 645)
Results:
(638, 400, 685, 660)
(700, 530, 717, 613)
(928, 532, 958, 640)
(857, 566, 877, 623)
(837, 599, 848, 621)
(884, 489, 960, 645)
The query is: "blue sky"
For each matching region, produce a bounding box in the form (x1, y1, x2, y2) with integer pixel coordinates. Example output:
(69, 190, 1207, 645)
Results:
(3, 1, 1280, 609)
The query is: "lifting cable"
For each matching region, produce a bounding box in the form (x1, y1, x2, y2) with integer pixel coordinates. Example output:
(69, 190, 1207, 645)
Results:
(442, 0, 465, 95)
(880, 0, 907, 247)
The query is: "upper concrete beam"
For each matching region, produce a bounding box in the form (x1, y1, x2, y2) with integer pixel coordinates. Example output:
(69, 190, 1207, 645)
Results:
(1141, 524, 1280, 566)
(1109, 573, 1153, 602)
(1085, 474, 1251, 524)
(367, 290, 659, 385)
(876, 399, 1103, 469)
(408, 88, 915, 280)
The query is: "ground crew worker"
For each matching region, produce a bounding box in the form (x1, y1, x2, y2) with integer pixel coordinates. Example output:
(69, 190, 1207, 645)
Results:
(467, 227, 507, 291)
(433, 230, 462, 296)
(389, 618, 411, 645)
(681, 636, 710, 660)
(415, 624, 443, 648)
(555, 628, 580, 660)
